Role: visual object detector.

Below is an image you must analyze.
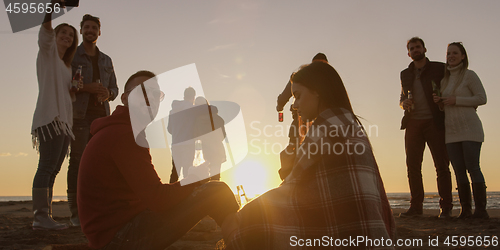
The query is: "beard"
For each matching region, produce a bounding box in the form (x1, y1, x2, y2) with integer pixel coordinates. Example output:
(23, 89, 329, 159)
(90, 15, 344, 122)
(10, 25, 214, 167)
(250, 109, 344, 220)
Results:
(83, 33, 98, 43)
(411, 52, 425, 61)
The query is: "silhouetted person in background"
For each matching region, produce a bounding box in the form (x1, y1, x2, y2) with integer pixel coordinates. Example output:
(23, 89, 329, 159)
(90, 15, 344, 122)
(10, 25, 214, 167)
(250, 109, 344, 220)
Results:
(193, 97, 227, 181)
(168, 87, 196, 183)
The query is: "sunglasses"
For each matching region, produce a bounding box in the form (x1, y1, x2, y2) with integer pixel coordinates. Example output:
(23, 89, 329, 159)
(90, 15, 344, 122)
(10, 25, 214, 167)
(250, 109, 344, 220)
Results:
(125, 83, 165, 104)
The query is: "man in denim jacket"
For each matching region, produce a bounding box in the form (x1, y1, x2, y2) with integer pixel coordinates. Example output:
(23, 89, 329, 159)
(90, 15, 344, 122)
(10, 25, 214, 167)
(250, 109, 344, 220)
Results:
(68, 14, 118, 227)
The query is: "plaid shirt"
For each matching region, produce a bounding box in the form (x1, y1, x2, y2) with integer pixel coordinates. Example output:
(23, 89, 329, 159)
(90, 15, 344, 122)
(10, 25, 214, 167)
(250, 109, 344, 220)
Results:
(226, 108, 395, 249)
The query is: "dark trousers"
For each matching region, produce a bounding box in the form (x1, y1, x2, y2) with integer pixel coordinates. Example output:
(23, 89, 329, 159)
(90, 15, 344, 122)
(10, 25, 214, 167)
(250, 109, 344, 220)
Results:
(68, 113, 103, 193)
(101, 182, 239, 250)
(405, 118, 453, 209)
(447, 141, 485, 185)
(33, 124, 70, 188)
(169, 144, 195, 183)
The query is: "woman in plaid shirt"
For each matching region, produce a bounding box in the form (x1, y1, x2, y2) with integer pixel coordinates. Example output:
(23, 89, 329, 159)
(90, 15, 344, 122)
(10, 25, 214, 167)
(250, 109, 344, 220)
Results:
(223, 62, 395, 249)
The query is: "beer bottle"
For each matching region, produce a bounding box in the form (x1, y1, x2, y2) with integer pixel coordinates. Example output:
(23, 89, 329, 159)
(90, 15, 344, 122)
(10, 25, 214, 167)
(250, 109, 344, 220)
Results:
(432, 80, 441, 97)
(192, 140, 206, 167)
(407, 90, 414, 111)
(71, 65, 82, 92)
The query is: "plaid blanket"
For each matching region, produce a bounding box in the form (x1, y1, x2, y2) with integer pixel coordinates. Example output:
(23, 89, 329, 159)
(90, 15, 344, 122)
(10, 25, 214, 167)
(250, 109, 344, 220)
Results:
(226, 108, 395, 249)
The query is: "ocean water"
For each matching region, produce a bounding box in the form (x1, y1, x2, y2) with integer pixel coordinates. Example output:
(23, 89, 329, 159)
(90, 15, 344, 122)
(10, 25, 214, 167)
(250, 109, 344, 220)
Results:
(0, 196, 67, 202)
(387, 192, 500, 210)
(2, 192, 500, 210)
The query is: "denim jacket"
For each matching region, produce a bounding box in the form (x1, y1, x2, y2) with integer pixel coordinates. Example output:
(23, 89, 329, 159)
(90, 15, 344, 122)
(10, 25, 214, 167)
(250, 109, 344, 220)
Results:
(71, 44, 118, 119)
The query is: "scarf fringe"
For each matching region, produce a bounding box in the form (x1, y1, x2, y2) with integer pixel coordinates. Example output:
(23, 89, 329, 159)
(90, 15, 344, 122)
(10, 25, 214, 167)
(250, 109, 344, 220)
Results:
(32, 118, 75, 155)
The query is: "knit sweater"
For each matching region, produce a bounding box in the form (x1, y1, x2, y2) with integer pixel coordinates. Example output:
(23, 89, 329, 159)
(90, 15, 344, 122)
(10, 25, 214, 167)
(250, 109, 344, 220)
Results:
(31, 26, 74, 149)
(440, 64, 487, 143)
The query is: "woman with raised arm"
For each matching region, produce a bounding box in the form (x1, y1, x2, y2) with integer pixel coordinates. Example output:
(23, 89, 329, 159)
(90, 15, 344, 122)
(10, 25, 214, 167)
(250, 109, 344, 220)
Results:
(434, 42, 488, 219)
(31, 1, 79, 230)
(223, 62, 395, 249)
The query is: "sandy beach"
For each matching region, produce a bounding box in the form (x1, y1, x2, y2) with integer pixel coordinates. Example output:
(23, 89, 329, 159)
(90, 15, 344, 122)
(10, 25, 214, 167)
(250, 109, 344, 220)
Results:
(1, 201, 499, 249)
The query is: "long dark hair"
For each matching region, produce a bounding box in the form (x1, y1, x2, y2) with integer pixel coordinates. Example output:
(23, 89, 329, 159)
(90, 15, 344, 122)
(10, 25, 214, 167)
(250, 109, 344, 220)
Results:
(291, 61, 369, 143)
(291, 61, 355, 115)
(442, 42, 469, 94)
(54, 23, 78, 67)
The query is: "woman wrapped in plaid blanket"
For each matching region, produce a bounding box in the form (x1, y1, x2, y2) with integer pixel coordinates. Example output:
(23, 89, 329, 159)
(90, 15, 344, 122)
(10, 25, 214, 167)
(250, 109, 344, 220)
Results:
(222, 62, 396, 249)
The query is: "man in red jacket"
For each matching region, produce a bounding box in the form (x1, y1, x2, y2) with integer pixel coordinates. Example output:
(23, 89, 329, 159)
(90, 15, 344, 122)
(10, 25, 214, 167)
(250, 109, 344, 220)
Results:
(78, 70, 239, 249)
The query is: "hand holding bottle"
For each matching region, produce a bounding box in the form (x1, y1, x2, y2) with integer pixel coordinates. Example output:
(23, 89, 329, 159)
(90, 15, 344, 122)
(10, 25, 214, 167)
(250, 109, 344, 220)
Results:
(77, 77, 84, 89)
(180, 161, 211, 186)
(441, 95, 456, 106)
(433, 93, 444, 110)
(402, 99, 414, 111)
(97, 91, 110, 102)
(433, 93, 442, 103)
(71, 65, 83, 93)
(82, 81, 106, 94)
(96, 80, 110, 102)
(404, 90, 415, 111)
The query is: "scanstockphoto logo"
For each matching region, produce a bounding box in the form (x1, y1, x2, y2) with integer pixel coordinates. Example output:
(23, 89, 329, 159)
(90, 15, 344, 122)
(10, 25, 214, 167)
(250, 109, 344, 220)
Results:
(249, 120, 380, 158)
(3, 0, 78, 33)
(128, 64, 248, 186)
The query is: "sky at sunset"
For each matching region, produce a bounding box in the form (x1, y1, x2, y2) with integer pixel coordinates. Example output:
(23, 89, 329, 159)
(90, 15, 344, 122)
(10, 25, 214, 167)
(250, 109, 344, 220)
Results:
(1, 0, 499, 197)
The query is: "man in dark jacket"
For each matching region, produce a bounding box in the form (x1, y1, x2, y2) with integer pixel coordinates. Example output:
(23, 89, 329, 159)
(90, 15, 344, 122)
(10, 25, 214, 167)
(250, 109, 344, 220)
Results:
(78, 70, 239, 249)
(399, 37, 453, 218)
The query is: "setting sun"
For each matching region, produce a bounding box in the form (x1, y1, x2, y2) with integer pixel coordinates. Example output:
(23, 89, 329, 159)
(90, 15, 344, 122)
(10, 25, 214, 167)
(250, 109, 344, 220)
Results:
(231, 160, 269, 199)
